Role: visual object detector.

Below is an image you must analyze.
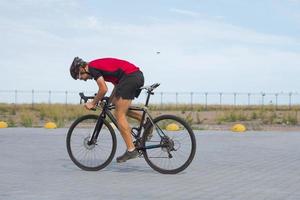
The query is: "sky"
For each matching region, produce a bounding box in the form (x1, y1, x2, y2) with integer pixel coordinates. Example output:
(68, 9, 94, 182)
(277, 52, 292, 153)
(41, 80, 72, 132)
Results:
(1, 0, 300, 95)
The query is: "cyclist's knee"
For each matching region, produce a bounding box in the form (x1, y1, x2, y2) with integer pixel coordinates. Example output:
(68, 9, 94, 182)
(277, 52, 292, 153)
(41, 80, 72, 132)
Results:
(114, 110, 126, 120)
(114, 97, 132, 108)
(111, 96, 118, 105)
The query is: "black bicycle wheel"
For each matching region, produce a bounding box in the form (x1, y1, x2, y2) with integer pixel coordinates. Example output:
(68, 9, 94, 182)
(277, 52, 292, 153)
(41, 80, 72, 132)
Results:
(142, 115, 196, 174)
(66, 114, 117, 171)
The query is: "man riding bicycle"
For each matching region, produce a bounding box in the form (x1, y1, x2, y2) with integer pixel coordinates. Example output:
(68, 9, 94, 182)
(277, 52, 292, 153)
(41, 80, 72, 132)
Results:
(70, 57, 145, 163)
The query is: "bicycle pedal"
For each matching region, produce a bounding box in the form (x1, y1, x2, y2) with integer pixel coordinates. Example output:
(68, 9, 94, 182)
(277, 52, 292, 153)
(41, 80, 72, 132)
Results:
(138, 152, 143, 158)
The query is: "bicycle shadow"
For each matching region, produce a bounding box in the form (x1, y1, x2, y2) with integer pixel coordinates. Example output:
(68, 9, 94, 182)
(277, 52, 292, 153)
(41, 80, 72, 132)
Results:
(103, 159, 188, 175)
(102, 162, 155, 174)
(61, 156, 187, 175)
(61, 158, 155, 174)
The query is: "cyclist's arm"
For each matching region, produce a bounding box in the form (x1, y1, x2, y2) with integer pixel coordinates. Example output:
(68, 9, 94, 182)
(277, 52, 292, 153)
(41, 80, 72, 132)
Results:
(92, 76, 108, 106)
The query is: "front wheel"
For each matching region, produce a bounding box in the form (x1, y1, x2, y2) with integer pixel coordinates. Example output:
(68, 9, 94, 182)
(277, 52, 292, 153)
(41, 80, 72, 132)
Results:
(142, 115, 196, 174)
(66, 114, 117, 171)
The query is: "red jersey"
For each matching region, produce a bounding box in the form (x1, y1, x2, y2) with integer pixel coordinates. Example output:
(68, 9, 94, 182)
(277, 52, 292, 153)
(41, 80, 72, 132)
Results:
(88, 58, 140, 85)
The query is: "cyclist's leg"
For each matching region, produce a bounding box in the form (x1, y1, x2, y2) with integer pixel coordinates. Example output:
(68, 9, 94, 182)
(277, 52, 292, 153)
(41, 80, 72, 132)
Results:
(127, 109, 153, 141)
(114, 71, 144, 162)
(111, 96, 141, 125)
(114, 97, 135, 151)
(111, 92, 142, 124)
(114, 97, 140, 163)
(127, 110, 142, 121)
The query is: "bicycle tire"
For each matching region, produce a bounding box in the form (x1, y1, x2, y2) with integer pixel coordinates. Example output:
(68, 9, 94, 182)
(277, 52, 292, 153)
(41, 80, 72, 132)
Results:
(142, 115, 196, 174)
(66, 114, 117, 171)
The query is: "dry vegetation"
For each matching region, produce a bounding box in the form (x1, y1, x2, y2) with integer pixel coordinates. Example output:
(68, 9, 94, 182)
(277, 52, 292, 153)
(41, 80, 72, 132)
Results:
(0, 103, 299, 130)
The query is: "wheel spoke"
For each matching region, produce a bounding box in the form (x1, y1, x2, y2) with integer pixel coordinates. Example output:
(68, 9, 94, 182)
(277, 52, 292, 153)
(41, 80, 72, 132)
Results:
(143, 115, 196, 174)
(66, 115, 116, 171)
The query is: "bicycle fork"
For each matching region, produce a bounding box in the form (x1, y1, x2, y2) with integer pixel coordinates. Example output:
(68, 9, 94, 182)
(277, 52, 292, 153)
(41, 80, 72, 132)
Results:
(88, 111, 106, 145)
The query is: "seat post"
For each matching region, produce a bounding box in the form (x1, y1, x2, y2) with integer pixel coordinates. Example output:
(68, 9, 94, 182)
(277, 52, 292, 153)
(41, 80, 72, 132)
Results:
(144, 91, 153, 107)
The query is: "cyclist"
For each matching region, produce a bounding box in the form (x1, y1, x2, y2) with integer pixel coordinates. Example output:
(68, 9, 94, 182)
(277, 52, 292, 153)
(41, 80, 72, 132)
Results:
(70, 57, 145, 163)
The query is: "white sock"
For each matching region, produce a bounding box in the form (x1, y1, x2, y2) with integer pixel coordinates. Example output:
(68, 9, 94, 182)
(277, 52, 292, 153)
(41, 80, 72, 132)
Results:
(128, 148, 135, 152)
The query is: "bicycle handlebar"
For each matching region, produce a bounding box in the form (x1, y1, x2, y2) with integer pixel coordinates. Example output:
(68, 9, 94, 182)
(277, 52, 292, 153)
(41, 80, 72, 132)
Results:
(79, 92, 95, 104)
(79, 93, 110, 111)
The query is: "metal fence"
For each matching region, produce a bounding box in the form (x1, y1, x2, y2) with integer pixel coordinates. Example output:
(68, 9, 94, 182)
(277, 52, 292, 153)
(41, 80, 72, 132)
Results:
(1, 90, 300, 108)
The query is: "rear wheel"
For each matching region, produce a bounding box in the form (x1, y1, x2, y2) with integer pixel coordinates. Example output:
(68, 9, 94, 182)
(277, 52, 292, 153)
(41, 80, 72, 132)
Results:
(66, 114, 117, 171)
(142, 115, 196, 174)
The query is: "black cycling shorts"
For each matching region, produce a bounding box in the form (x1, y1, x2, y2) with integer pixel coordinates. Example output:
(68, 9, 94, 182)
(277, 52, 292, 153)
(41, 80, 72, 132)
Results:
(115, 71, 144, 100)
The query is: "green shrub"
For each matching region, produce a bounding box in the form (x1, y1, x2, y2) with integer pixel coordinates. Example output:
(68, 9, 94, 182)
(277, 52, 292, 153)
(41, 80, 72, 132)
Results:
(269, 112, 277, 124)
(283, 113, 298, 125)
(237, 112, 248, 121)
(20, 113, 33, 127)
(251, 112, 257, 120)
(185, 113, 194, 125)
(8, 118, 16, 127)
(195, 112, 203, 124)
(227, 112, 237, 122)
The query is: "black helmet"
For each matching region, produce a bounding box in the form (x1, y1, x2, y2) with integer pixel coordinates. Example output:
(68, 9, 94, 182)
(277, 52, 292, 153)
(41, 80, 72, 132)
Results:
(70, 57, 87, 80)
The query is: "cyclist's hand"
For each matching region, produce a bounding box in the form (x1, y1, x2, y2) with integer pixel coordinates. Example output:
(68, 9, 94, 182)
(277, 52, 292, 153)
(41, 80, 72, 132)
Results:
(84, 101, 96, 110)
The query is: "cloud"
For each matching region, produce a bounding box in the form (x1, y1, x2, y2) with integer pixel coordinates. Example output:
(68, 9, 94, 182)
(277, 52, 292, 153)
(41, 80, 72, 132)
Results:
(169, 8, 200, 17)
(0, 1, 299, 93)
(288, 0, 300, 3)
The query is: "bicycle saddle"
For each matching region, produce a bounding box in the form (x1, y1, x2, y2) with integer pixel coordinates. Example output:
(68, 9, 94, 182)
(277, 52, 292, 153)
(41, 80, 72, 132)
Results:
(140, 83, 160, 92)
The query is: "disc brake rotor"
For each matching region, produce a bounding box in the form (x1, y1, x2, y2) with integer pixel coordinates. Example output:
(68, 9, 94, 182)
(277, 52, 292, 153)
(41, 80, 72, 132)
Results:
(160, 138, 175, 152)
(83, 137, 96, 150)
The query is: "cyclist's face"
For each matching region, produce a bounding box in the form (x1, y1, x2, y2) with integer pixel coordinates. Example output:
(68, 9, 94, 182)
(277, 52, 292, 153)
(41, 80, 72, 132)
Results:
(79, 67, 90, 81)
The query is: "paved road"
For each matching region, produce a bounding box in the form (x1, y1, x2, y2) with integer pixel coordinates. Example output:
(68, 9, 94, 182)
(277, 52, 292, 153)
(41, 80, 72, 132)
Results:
(0, 128, 299, 200)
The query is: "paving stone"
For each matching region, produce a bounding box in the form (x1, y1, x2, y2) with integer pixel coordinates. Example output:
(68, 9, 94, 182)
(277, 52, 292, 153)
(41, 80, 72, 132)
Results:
(0, 129, 299, 200)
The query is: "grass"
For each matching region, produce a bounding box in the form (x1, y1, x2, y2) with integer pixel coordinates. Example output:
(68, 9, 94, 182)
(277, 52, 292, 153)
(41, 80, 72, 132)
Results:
(149, 103, 300, 112)
(0, 103, 299, 127)
(216, 109, 298, 125)
(0, 103, 95, 127)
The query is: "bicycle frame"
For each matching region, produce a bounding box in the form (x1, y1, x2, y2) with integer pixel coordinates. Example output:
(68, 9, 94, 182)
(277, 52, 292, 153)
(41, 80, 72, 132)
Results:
(68, 83, 195, 174)
(87, 89, 168, 150)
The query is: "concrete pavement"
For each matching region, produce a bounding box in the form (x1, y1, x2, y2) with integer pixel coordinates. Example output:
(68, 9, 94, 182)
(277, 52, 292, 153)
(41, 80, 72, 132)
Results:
(0, 128, 299, 200)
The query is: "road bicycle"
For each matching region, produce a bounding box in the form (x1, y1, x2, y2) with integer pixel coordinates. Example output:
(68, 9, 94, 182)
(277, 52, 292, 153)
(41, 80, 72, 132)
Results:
(66, 83, 196, 174)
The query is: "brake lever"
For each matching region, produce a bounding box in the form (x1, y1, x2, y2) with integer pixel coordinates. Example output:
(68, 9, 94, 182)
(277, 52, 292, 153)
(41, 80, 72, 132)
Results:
(79, 92, 89, 103)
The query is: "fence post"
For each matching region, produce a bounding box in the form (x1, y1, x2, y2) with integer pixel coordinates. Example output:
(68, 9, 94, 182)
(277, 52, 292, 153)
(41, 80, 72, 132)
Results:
(48, 90, 52, 104)
(234, 93, 237, 107)
(65, 91, 68, 105)
(289, 92, 292, 110)
(275, 93, 278, 110)
(248, 93, 251, 106)
(31, 89, 34, 108)
(261, 92, 265, 108)
(175, 92, 178, 109)
(219, 92, 222, 108)
(15, 90, 18, 104)
(190, 92, 193, 110)
(160, 92, 163, 108)
(205, 92, 208, 111)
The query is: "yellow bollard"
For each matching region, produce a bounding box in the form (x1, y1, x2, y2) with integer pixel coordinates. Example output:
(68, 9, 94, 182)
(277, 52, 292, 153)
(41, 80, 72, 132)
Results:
(166, 123, 180, 131)
(44, 122, 57, 129)
(231, 124, 246, 132)
(0, 121, 8, 128)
